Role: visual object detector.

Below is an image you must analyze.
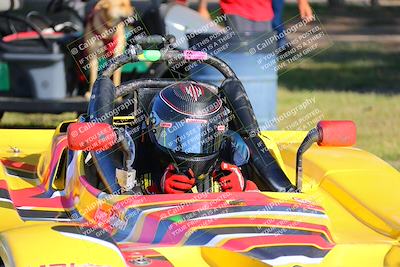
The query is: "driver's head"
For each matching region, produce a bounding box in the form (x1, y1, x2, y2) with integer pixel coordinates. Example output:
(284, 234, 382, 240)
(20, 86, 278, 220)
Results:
(149, 81, 229, 178)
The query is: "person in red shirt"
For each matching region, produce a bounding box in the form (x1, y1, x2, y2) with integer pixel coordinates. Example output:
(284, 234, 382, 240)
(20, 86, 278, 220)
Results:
(198, 0, 313, 33)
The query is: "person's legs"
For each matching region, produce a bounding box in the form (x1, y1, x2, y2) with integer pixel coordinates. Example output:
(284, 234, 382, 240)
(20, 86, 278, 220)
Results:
(272, 0, 287, 49)
(226, 15, 271, 33)
(226, 15, 253, 32)
(252, 20, 272, 33)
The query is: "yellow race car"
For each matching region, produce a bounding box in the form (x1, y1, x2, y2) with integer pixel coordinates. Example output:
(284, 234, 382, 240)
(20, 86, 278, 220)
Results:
(0, 37, 399, 267)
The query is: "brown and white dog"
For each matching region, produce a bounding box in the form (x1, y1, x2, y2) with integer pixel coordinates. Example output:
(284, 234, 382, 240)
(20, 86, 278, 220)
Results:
(84, 0, 134, 97)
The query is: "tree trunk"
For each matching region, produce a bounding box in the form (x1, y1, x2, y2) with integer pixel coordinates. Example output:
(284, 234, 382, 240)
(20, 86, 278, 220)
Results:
(371, 0, 379, 6)
(328, 0, 345, 7)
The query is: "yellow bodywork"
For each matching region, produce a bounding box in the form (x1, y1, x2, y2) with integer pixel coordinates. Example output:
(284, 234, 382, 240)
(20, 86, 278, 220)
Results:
(0, 124, 399, 267)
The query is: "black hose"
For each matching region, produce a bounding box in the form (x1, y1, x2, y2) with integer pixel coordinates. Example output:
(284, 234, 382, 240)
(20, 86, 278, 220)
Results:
(220, 79, 259, 136)
(87, 77, 116, 125)
(246, 136, 295, 192)
(0, 13, 52, 50)
(86, 77, 123, 194)
(220, 79, 293, 192)
(26, 11, 56, 32)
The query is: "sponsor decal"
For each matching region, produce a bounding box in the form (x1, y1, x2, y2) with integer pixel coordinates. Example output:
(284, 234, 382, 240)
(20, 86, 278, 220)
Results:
(217, 125, 226, 131)
(183, 50, 208, 60)
(160, 122, 173, 128)
(185, 118, 208, 124)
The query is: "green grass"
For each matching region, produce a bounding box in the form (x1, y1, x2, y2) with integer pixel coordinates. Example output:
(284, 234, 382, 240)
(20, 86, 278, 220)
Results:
(279, 42, 400, 93)
(0, 112, 76, 128)
(277, 42, 400, 170)
(277, 88, 400, 170)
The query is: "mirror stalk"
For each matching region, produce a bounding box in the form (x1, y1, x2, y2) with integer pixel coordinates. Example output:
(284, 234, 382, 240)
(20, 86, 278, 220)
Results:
(295, 121, 356, 192)
(296, 128, 320, 192)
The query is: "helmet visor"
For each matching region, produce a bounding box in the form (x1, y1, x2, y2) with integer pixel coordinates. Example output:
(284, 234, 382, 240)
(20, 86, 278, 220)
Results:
(152, 117, 227, 155)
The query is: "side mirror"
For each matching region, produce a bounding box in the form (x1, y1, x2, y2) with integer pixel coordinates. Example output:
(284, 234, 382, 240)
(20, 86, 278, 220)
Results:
(67, 123, 117, 151)
(317, 120, 356, 147)
(296, 120, 356, 191)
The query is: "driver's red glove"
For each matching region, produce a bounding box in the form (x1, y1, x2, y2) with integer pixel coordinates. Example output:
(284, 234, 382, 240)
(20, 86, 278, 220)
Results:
(161, 164, 196, 194)
(214, 162, 259, 192)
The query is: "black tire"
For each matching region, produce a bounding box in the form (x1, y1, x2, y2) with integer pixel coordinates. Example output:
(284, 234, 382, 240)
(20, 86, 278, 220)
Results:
(0, 112, 3, 121)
